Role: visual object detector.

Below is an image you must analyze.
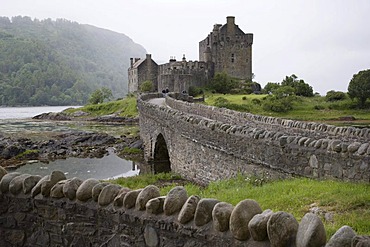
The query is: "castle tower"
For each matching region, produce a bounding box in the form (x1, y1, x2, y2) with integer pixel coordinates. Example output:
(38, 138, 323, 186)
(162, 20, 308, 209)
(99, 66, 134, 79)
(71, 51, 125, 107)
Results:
(199, 16, 253, 81)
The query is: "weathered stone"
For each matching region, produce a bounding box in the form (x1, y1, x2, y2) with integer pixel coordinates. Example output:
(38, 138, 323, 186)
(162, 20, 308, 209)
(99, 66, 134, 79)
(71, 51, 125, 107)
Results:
(63, 177, 83, 200)
(357, 143, 369, 155)
(98, 184, 122, 206)
(31, 175, 50, 197)
(0, 172, 21, 193)
(194, 198, 220, 227)
(23, 175, 42, 194)
(123, 189, 142, 209)
(0, 166, 7, 181)
(9, 174, 30, 195)
(136, 185, 160, 211)
(113, 187, 131, 207)
(41, 171, 66, 197)
(163, 186, 188, 215)
(144, 225, 159, 247)
(178, 195, 200, 224)
(352, 235, 370, 247)
(50, 180, 67, 198)
(146, 196, 166, 214)
(248, 209, 273, 241)
(267, 211, 299, 247)
(348, 142, 361, 153)
(92, 182, 110, 202)
(296, 213, 326, 247)
(309, 155, 318, 168)
(212, 202, 234, 232)
(230, 199, 262, 240)
(326, 225, 356, 247)
(76, 178, 100, 202)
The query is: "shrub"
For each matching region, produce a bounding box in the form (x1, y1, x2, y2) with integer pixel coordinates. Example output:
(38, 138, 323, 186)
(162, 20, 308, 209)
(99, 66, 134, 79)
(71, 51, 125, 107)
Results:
(140, 80, 153, 92)
(188, 86, 203, 97)
(314, 105, 325, 110)
(262, 96, 294, 112)
(214, 97, 230, 107)
(326, 90, 346, 102)
(242, 96, 247, 100)
(251, 98, 261, 105)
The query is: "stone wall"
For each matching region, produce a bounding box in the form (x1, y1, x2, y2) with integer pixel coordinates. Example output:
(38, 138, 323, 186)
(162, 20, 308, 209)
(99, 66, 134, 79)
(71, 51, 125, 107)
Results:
(138, 94, 370, 183)
(1, 169, 368, 247)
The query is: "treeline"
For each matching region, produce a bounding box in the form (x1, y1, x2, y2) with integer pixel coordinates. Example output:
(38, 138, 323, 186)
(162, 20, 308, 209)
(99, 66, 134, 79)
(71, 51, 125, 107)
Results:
(0, 16, 146, 106)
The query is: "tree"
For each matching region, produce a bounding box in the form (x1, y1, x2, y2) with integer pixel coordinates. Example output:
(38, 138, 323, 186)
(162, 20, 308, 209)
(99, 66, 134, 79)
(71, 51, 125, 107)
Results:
(263, 82, 280, 94)
(348, 69, 370, 108)
(281, 74, 314, 97)
(209, 72, 238, 94)
(140, 80, 153, 92)
(88, 87, 112, 104)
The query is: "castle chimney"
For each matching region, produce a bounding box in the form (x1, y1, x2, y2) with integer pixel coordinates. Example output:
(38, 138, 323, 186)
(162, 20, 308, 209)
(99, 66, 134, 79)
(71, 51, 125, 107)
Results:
(130, 58, 133, 68)
(226, 16, 235, 36)
(146, 54, 151, 60)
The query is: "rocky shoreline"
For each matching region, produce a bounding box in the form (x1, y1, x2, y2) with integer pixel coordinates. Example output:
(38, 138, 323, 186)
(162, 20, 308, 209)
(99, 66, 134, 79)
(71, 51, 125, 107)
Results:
(0, 112, 143, 170)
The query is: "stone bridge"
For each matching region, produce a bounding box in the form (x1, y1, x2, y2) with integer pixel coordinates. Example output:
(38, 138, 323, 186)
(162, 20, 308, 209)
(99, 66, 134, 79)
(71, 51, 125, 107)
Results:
(138, 93, 370, 184)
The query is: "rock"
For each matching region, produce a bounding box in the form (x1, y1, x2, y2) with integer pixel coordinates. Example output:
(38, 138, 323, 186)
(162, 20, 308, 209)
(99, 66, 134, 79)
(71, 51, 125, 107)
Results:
(135, 185, 160, 211)
(31, 175, 50, 197)
(63, 177, 83, 200)
(92, 182, 110, 202)
(352, 236, 370, 247)
(230, 199, 262, 240)
(326, 225, 356, 247)
(178, 195, 200, 224)
(163, 186, 188, 215)
(296, 213, 326, 247)
(123, 189, 143, 209)
(0, 172, 21, 193)
(32, 112, 71, 121)
(23, 175, 42, 194)
(0, 166, 7, 181)
(98, 184, 122, 206)
(348, 142, 362, 153)
(76, 178, 100, 201)
(248, 209, 273, 241)
(212, 202, 234, 232)
(113, 188, 132, 207)
(9, 174, 30, 195)
(194, 198, 220, 227)
(267, 211, 299, 247)
(41, 171, 66, 197)
(130, 139, 143, 149)
(146, 196, 166, 214)
(50, 180, 67, 198)
(357, 143, 369, 155)
(144, 225, 159, 247)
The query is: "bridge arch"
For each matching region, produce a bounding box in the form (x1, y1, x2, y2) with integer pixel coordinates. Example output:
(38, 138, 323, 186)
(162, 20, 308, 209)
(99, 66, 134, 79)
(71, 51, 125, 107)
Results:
(152, 133, 171, 173)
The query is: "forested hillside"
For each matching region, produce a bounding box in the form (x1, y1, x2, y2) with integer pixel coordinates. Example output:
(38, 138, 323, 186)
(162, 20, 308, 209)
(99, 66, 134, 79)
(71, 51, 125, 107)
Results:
(0, 16, 146, 106)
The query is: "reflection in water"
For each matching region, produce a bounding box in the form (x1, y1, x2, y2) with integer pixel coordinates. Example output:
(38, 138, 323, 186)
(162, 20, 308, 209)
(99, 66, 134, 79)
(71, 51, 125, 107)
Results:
(15, 152, 140, 180)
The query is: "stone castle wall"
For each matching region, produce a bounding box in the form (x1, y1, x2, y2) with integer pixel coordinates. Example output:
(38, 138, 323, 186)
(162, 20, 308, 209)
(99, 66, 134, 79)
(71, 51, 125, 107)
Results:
(0, 170, 367, 247)
(138, 93, 370, 184)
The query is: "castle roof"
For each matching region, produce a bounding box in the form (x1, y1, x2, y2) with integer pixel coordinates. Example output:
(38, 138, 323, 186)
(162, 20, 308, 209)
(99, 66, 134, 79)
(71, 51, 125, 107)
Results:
(132, 58, 146, 69)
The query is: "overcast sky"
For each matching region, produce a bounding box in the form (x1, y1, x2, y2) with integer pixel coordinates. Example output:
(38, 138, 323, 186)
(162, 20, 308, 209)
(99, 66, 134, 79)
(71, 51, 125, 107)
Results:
(1, 0, 369, 94)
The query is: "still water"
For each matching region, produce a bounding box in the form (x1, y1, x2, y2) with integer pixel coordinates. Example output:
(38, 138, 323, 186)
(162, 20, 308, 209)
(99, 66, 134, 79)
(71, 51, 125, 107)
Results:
(0, 106, 140, 180)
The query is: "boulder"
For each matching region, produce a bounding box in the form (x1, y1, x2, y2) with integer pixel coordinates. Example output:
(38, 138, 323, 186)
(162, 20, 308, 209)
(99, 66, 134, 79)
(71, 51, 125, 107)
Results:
(178, 195, 200, 224)
(41, 171, 66, 197)
(248, 209, 273, 241)
(9, 174, 31, 195)
(113, 188, 132, 207)
(123, 189, 143, 209)
(267, 211, 299, 247)
(352, 236, 370, 247)
(194, 198, 220, 227)
(92, 182, 110, 202)
(326, 225, 356, 247)
(76, 178, 100, 201)
(98, 184, 122, 206)
(212, 202, 234, 232)
(163, 186, 188, 215)
(135, 185, 160, 211)
(296, 213, 326, 247)
(63, 177, 83, 200)
(230, 199, 262, 240)
(50, 180, 67, 198)
(146, 196, 166, 214)
(23, 175, 42, 194)
(31, 175, 50, 197)
(0, 172, 21, 193)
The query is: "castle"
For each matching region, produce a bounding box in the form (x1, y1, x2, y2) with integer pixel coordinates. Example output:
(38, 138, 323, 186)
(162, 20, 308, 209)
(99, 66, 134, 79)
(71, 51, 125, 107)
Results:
(128, 16, 253, 93)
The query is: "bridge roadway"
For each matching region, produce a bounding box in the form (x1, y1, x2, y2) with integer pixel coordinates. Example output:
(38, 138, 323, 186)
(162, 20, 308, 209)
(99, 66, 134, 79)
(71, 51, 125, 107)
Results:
(138, 93, 370, 183)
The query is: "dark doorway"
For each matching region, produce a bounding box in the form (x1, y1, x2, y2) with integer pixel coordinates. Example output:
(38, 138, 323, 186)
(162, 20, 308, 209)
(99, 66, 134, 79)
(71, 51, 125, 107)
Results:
(152, 134, 171, 173)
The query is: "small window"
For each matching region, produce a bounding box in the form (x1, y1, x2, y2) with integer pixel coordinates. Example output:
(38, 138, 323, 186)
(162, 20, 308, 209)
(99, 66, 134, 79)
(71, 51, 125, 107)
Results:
(231, 58, 234, 63)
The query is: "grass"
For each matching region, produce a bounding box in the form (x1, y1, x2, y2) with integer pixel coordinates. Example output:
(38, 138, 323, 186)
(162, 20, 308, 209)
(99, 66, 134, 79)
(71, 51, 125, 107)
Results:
(204, 93, 370, 126)
(109, 173, 370, 238)
(63, 94, 138, 118)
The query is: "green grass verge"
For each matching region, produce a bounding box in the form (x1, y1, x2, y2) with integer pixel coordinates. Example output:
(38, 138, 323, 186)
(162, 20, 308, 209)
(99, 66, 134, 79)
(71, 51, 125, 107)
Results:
(110, 173, 370, 238)
(63, 95, 138, 117)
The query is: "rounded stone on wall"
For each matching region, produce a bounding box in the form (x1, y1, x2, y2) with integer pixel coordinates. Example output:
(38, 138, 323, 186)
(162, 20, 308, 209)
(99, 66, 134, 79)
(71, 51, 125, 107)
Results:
(92, 182, 110, 202)
(9, 174, 30, 195)
(326, 225, 356, 247)
(31, 175, 50, 197)
(98, 184, 122, 206)
(123, 189, 143, 209)
(0, 172, 21, 193)
(146, 196, 166, 215)
(212, 202, 234, 232)
(296, 213, 326, 247)
(0, 166, 7, 181)
(113, 188, 132, 207)
(50, 180, 67, 198)
(178, 195, 200, 224)
(163, 186, 188, 216)
(63, 177, 83, 200)
(194, 198, 220, 227)
(23, 175, 41, 194)
(267, 211, 299, 247)
(135, 185, 160, 211)
(229, 199, 262, 241)
(248, 209, 273, 241)
(41, 171, 66, 197)
(76, 178, 100, 202)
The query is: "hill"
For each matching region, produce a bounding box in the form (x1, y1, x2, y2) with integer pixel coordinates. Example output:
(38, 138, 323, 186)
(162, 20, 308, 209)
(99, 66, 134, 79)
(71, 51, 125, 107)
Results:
(0, 16, 146, 106)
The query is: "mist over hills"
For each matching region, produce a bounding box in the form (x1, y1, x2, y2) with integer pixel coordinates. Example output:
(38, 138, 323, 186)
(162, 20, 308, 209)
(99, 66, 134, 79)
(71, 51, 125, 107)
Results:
(0, 16, 146, 106)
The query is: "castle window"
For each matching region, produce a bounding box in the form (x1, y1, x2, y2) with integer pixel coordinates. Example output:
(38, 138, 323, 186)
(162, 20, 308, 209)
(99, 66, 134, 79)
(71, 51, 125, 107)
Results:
(231, 53, 235, 63)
